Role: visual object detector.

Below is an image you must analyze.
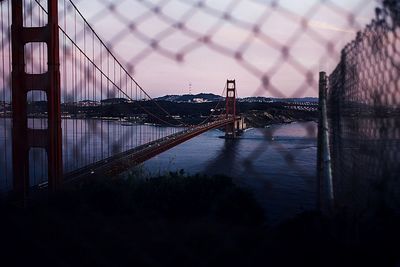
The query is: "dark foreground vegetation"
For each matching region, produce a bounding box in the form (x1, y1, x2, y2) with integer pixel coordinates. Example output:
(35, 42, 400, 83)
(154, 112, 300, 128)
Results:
(0, 173, 399, 267)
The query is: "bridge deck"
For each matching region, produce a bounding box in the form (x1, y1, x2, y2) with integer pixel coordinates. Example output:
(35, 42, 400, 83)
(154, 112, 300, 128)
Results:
(64, 118, 236, 182)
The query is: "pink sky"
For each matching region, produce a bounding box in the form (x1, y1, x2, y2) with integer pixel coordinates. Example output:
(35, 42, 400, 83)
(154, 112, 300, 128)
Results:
(62, 0, 380, 97)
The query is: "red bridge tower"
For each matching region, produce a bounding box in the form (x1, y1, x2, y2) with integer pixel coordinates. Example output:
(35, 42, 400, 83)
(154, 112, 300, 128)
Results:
(11, 0, 62, 200)
(225, 80, 236, 138)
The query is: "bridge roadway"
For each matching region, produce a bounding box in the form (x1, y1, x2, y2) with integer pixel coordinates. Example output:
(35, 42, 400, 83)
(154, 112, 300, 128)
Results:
(64, 117, 238, 182)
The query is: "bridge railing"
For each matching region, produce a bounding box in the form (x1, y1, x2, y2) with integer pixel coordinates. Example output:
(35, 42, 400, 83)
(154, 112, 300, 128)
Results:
(319, 2, 400, 217)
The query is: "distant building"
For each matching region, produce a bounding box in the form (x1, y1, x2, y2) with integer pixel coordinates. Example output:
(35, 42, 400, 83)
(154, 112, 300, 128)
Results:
(77, 100, 100, 107)
(0, 101, 11, 113)
(193, 98, 209, 103)
(0, 101, 10, 107)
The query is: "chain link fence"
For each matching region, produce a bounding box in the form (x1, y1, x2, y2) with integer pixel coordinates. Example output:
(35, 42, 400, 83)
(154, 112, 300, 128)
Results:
(325, 0, 400, 219)
(2, 0, 395, 222)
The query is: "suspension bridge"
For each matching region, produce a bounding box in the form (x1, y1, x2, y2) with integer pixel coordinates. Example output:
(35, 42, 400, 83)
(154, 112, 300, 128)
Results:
(1, 0, 399, 215)
(0, 0, 244, 200)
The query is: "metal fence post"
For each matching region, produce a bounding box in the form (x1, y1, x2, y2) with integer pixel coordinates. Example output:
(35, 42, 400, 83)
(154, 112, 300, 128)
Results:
(317, 71, 334, 214)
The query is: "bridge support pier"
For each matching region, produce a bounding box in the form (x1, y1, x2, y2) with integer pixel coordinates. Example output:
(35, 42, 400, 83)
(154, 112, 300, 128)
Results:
(11, 0, 62, 201)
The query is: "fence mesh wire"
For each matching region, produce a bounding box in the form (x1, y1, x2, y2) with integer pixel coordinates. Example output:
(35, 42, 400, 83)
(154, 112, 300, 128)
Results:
(69, 0, 377, 97)
(1, 0, 396, 218)
(56, 0, 377, 189)
(327, 0, 400, 218)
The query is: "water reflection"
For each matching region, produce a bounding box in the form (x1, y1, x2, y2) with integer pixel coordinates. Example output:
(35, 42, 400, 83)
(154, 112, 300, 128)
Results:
(143, 122, 318, 224)
(0, 118, 182, 193)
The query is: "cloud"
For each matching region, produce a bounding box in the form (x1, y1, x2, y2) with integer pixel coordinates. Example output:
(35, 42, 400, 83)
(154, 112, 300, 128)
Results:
(309, 20, 356, 34)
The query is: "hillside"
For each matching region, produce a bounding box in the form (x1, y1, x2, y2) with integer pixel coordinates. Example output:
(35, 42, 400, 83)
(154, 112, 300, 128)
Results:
(155, 94, 318, 104)
(155, 93, 223, 103)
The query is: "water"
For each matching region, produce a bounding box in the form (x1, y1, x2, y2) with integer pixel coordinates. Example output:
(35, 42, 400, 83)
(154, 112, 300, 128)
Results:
(1, 118, 317, 224)
(0, 118, 182, 192)
(142, 122, 318, 224)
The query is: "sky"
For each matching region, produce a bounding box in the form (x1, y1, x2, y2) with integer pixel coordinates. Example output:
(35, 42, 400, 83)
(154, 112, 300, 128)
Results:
(1, 0, 380, 99)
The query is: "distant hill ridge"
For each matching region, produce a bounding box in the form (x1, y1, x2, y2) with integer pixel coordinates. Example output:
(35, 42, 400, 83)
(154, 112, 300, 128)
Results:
(155, 93, 223, 103)
(155, 93, 317, 103)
